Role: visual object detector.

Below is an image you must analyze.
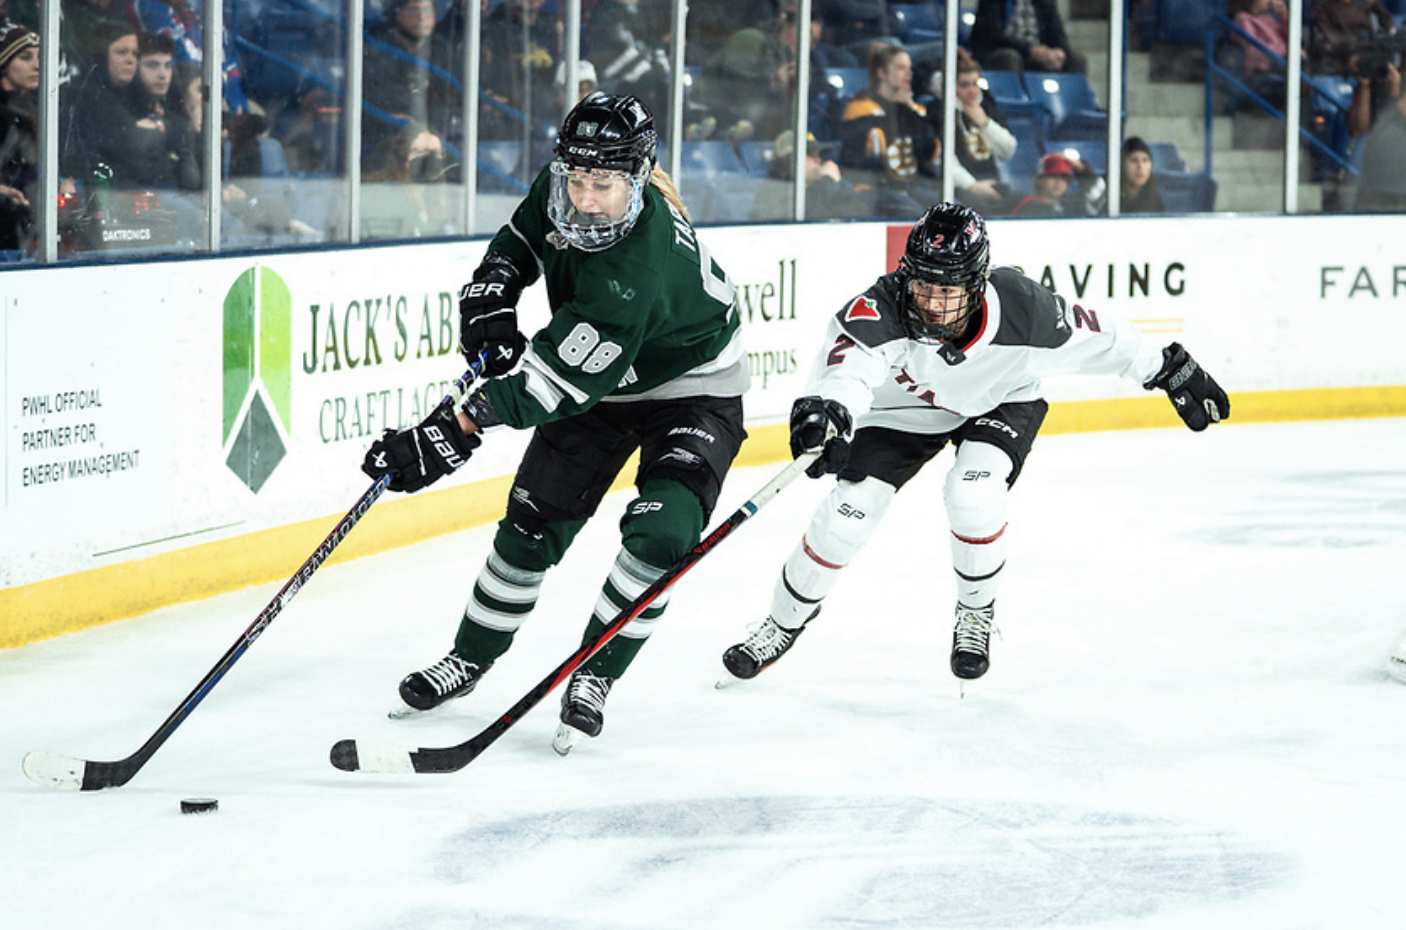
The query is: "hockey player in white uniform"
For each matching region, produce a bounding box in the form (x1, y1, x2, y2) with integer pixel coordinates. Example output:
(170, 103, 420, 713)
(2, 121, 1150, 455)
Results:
(720, 202, 1230, 683)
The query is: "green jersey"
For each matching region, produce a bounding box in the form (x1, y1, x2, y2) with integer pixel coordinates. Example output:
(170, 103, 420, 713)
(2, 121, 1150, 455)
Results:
(481, 165, 748, 429)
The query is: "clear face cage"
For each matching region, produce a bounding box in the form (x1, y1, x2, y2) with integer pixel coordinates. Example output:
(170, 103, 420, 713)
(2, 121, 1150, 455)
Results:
(904, 276, 981, 343)
(546, 160, 649, 252)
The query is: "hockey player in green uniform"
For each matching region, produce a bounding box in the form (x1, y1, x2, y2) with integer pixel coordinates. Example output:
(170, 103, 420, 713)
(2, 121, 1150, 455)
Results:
(361, 93, 748, 753)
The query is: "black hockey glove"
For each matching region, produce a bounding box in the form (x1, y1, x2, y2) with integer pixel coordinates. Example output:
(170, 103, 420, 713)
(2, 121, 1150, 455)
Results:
(362, 399, 481, 493)
(790, 396, 853, 478)
(1144, 342, 1230, 432)
(460, 253, 527, 377)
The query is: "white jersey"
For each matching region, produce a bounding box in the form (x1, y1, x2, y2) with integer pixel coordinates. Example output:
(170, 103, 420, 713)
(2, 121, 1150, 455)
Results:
(807, 266, 1167, 435)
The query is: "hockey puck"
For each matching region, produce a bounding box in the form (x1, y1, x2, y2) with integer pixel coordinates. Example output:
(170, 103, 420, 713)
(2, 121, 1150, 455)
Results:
(180, 798, 219, 815)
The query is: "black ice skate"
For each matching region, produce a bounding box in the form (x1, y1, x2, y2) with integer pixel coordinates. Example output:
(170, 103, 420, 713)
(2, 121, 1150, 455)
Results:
(950, 602, 996, 680)
(718, 609, 818, 685)
(553, 671, 614, 756)
(398, 654, 493, 711)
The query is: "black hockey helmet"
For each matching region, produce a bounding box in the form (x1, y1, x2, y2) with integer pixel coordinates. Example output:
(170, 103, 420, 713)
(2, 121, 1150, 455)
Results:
(554, 91, 658, 176)
(549, 92, 657, 251)
(898, 202, 991, 342)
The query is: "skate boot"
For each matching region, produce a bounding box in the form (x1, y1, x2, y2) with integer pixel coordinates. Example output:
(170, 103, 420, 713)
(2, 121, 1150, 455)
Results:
(719, 609, 818, 684)
(950, 602, 996, 680)
(398, 654, 493, 711)
(553, 671, 614, 755)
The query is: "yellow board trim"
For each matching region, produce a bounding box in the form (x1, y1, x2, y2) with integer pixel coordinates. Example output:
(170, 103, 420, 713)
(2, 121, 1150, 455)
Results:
(5, 385, 1405, 649)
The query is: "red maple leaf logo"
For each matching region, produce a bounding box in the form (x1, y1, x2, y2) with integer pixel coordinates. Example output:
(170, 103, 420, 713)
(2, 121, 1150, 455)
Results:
(844, 296, 880, 321)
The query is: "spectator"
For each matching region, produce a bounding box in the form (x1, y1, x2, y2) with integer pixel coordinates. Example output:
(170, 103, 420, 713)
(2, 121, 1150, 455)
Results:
(928, 47, 1019, 213)
(1227, 0, 1295, 107)
(435, 0, 521, 141)
(125, 31, 200, 191)
(686, 0, 774, 66)
(556, 58, 598, 107)
(750, 128, 874, 220)
(1308, 0, 1397, 76)
(969, 0, 1087, 76)
(172, 63, 311, 240)
(60, 23, 147, 186)
(1010, 151, 1105, 216)
(776, 1, 858, 138)
(1119, 136, 1164, 214)
(0, 21, 39, 252)
(838, 42, 941, 217)
(691, 26, 790, 144)
(584, 0, 671, 124)
(126, 0, 251, 112)
(365, 121, 452, 183)
(363, 0, 460, 155)
(1353, 62, 1406, 211)
(480, 0, 562, 127)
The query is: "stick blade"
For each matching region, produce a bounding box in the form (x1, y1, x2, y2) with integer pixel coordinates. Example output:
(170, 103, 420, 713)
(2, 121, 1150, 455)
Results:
(23, 750, 89, 791)
(329, 738, 416, 774)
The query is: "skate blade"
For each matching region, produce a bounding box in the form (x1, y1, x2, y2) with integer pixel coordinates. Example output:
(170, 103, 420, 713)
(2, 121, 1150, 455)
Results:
(715, 669, 748, 689)
(552, 722, 585, 756)
(387, 703, 438, 720)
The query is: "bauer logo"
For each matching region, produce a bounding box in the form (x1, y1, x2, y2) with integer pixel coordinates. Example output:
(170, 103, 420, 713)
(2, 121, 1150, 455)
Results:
(222, 267, 294, 493)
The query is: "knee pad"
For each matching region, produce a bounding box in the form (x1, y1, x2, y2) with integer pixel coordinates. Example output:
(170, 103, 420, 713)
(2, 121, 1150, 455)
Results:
(772, 478, 896, 620)
(490, 516, 584, 574)
(619, 479, 706, 570)
(943, 442, 1013, 539)
(803, 477, 897, 569)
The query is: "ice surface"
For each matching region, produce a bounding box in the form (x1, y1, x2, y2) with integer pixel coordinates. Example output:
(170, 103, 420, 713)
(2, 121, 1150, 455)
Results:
(4, 419, 1406, 929)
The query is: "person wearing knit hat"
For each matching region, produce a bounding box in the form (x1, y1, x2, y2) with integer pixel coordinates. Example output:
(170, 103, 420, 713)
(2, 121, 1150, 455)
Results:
(0, 22, 38, 77)
(0, 20, 39, 252)
(1120, 136, 1165, 214)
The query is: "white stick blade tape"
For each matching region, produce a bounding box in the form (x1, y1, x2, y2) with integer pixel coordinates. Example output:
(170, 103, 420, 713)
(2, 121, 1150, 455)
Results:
(22, 750, 85, 790)
(356, 742, 418, 774)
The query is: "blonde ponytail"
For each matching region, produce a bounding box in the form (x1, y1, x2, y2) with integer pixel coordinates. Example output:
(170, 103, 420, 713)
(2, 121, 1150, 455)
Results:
(649, 166, 690, 222)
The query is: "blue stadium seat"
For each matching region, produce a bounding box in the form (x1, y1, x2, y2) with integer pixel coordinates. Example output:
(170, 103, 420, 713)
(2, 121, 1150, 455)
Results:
(1023, 72, 1107, 139)
(1146, 142, 1186, 172)
(824, 67, 869, 104)
(738, 141, 775, 177)
(681, 141, 748, 178)
(1155, 171, 1218, 213)
(477, 141, 528, 193)
(1001, 110, 1051, 149)
(981, 70, 1028, 104)
(997, 137, 1042, 190)
(890, 3, 943, 44)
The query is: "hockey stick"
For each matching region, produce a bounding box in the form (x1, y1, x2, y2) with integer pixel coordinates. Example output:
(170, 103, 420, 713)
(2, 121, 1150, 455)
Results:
(22, 362, 487, 791)
(329, 450, 820, 775)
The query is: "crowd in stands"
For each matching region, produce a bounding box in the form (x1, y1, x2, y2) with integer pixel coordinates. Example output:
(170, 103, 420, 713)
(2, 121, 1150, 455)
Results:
(0, 0, 1401, 257)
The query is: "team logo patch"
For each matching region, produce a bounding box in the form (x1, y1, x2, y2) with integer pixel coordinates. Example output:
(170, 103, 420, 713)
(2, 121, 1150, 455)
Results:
(844, 296, 881, 322)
